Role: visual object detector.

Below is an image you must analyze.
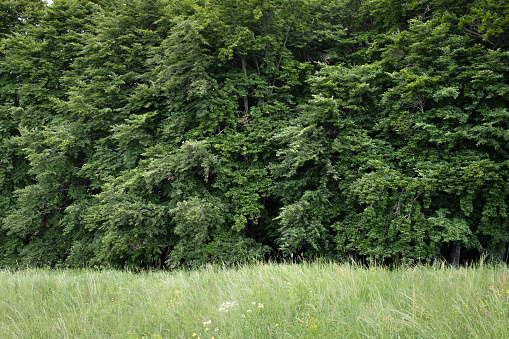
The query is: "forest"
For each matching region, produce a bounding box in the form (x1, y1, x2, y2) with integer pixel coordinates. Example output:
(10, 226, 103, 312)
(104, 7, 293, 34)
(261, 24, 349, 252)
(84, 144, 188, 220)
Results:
(0, 0, 508, 269)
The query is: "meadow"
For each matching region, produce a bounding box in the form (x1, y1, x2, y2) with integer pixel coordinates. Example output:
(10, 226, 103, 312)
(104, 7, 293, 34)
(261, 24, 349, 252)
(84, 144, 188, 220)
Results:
(0, 262, 508, 338)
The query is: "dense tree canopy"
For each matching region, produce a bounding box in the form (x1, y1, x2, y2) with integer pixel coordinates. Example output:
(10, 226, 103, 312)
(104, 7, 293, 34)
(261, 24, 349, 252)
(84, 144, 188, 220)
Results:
(0, 0, 507, 268)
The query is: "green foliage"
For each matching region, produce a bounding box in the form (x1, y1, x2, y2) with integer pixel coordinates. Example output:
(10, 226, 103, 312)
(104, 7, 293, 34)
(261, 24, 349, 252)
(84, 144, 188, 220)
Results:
(460, 0, 509, 48)
(272, 6, 508, 263)
(0, 0, 507, 267)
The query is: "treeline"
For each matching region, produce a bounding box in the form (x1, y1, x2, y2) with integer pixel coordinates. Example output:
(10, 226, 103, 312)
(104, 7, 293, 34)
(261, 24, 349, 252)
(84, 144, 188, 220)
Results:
(0, 0, 508, 268)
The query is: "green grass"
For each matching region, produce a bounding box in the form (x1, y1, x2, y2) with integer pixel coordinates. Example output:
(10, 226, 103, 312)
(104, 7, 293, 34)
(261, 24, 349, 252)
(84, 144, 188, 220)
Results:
(1, 262, 508, 338)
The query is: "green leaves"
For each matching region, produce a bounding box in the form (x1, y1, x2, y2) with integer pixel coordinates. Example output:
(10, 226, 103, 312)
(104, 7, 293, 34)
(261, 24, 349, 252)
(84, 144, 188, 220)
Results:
(0, 0, 508, 268)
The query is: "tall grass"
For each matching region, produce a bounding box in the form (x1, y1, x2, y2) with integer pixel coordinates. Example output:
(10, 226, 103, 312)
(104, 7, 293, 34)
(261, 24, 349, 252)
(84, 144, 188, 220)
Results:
(1, 262, 508, 338)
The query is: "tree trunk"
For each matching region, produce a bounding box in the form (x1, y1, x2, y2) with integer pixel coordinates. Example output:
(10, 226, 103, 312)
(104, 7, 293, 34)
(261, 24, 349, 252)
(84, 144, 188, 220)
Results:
(348, 251, 358, 265)
(494, 241, 508, 263)
(240, 54, 249, 113)
(449, 244, 461, 268)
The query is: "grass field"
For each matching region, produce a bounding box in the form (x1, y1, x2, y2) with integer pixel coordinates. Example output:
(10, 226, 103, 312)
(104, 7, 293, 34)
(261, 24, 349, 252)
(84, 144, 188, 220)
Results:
(0, 262, 508, 338)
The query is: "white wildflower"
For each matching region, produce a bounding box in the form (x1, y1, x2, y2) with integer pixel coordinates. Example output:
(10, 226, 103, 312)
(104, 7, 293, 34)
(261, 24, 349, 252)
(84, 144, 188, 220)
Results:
(221, 301, 236, 308)
(203, 320, 212, 325)
(246, 309, 252, 313)
(258, 303, 264, 308)
(219, 301, 236, 312)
